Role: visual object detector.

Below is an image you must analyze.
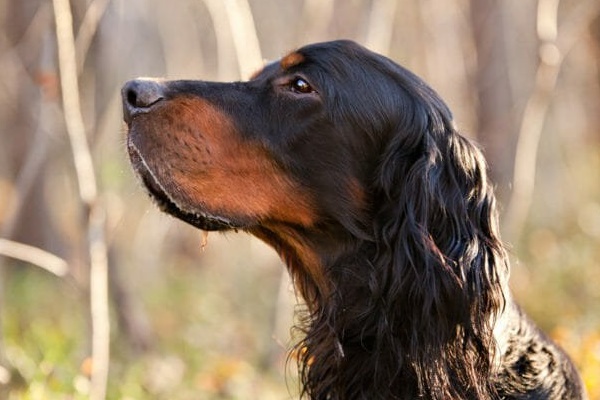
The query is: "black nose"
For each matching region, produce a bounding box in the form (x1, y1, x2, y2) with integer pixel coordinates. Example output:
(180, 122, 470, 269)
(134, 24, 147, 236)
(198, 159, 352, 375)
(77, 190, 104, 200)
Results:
(122, 79, 165, 123)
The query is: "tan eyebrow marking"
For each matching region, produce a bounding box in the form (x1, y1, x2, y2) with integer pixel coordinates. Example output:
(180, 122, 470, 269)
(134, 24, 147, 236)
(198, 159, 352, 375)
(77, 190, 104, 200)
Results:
(280, 51, 305, 70)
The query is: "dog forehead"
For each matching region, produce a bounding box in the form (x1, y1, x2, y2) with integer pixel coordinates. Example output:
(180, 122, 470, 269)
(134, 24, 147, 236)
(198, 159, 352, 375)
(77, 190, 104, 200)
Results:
(249, 59, 282, 80)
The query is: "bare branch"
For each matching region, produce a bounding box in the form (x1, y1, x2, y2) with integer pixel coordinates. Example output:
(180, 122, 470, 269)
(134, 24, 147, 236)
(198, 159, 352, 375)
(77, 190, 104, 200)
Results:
(53, 0, 97, 205)
(200, 0, 239, 80)
(223, 0, 263, 79)
(504, 0, 561, 242)
(88, 204, 110, 400)
(75, 0, 112, 75)
(504, 0, 600, 242)
(365, 0, 398, 56)
(52, 0, 110, 399)
(0, 239, 68, 277)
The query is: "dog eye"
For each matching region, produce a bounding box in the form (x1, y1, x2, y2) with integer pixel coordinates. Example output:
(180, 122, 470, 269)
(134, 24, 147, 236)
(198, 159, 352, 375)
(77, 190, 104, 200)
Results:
(290, 77, 314, 94)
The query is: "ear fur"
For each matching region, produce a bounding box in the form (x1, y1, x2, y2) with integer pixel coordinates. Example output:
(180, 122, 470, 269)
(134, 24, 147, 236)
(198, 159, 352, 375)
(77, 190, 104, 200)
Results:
(371, 97, 508, 397)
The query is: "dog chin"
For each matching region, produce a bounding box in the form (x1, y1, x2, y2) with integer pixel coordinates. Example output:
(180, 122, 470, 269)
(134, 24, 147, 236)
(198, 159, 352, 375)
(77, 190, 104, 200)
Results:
(128, 143, 239, 231)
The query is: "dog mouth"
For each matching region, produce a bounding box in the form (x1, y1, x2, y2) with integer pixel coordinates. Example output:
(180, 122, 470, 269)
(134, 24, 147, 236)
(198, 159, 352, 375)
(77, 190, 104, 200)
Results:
(128, 143, 239, 231)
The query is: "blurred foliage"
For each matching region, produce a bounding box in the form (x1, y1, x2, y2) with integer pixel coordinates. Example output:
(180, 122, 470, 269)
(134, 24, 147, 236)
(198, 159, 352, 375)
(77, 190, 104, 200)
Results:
(1, 0, 600, 399)
(3, 252, 296, 399)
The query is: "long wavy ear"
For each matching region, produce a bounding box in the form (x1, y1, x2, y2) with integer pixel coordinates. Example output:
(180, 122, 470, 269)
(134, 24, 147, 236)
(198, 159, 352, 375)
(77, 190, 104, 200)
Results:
(372, 91, 508, 397)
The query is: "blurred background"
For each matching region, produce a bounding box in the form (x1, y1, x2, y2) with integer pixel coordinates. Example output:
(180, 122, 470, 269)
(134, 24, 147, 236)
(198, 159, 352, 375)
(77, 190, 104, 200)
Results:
(1, 0, 599, 398)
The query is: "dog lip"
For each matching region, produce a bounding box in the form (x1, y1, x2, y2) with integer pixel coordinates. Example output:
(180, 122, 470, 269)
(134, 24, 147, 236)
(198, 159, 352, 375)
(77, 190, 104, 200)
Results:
(128, 142, 239, 231)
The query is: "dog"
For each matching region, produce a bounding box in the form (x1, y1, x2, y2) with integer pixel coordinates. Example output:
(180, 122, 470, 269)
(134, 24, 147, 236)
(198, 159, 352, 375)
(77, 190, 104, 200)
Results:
(122, 40, 586, 399)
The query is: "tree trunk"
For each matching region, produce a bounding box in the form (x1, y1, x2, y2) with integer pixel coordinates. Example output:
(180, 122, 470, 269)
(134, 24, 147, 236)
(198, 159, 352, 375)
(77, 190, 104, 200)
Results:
(469, 0, 516, 204)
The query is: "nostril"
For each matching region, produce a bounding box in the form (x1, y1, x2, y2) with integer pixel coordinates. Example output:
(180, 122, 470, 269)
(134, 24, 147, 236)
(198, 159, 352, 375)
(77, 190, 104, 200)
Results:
(122, 79, 166, 123)
(122, 78, 165, 110)
(126, 88, 139, 108)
